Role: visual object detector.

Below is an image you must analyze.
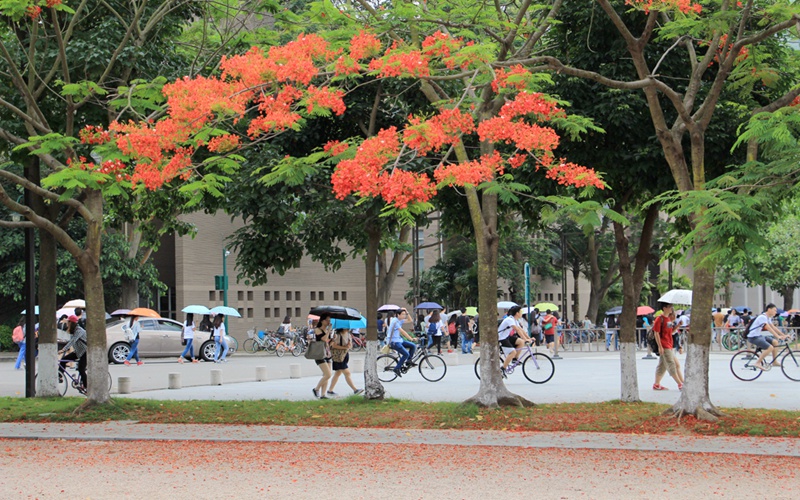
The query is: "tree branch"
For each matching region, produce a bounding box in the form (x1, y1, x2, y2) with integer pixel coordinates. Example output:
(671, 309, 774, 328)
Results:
(0, 169, 92, 221)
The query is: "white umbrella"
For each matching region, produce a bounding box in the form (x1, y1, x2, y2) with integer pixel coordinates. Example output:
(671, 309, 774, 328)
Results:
(210, 305, 242, 318)
(62, 299, 86, 308)
(658, 289, 693, 305)
(497, 301, 518, 309)
(182, 305, 212, 315)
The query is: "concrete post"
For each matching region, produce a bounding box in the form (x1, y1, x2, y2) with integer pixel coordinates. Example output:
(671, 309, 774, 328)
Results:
(168, 373, 182, 389)
(210, 369, 223, 385)
(255, 366, 268, 381)
(118, 376, 131, 394)
(289, 364, 302, 379)
(350, 358, 364, 373)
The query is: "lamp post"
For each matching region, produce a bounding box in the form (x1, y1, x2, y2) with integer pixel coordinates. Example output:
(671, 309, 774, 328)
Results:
(11, 186, 38, 397)
(223, 247, 230, 330)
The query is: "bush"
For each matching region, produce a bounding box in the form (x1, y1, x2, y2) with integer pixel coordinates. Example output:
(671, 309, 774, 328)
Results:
(0, 325, 14, 351)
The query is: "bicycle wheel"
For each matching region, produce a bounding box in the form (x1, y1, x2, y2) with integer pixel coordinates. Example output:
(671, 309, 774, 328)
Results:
(418, 354, 446, 382)
(474, 357, 481, 380)
(275, 344, 286, 357)
(730, 350, 763, 381)
(291, 343, 303, 357)
(106, 371, 113, 391)
(780, 350, 800, 381)
(265, 339, 277, 354)
(243, 338, 257, 353)
(376, 354, 399, 382)
(523, 353, 555, 384)
(351, 340, 364, 352)
(721, 333, 735, 351)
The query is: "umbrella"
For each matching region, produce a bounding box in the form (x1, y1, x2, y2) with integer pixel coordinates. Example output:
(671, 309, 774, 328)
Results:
(309, 305, 362, 320)
(636, 305, 655, 316)
(129, 307, 161, 318)
(464, 306, 478, 316)
(605, 306, 623, 316)
(62, 299, 86, 308)
(534, 302, 559, 312)
(497, 301, 518, 309)
(182, 305, 212, 315)
(377, 304, 402, 312)
(415, 302, 443, 310)
(210, 305, 242, 318)
(307, 314, 320, 321)
(56, 307, 75, 319)
(657, 289, 692, 305)
(20, 306, 40, 315)
(110, 309, 131, 316)
(331, 315, 368, 330)
(787, 309, 800, 314)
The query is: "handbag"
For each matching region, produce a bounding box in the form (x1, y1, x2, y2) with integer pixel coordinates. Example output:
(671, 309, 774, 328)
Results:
(123, 325, 135, 342)
(330, 332, 348, 363)
(305, 340, 326, 360)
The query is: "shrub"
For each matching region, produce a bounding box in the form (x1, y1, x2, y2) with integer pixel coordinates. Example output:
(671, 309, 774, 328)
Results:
(0, 325, 14, 351)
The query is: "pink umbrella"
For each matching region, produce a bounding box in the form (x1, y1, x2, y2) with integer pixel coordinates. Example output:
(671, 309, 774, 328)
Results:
(636, 305, 655, 316)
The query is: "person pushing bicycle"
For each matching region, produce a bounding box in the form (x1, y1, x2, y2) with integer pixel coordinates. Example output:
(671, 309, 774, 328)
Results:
(747, 304, 790, 371)
(499, 306, 533, 372)
(58, 315, 87, 389)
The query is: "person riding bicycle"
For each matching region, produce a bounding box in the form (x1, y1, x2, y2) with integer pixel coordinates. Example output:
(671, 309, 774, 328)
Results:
(58, 315, 87, 389)
(747, 303, 790, 371)
(499, 306, 533, 372)
(387, 308, 417, 378)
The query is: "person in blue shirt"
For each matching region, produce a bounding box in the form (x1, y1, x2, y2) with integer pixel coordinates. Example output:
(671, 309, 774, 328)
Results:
(387, 309, 417, 377)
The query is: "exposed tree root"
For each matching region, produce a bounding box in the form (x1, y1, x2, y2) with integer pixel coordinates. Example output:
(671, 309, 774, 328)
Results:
(666, 403, 723, 422)
(464, 393, 535, 408)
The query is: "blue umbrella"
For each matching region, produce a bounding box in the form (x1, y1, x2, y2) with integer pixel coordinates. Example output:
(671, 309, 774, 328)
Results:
(21, 306, 40, 315)
(331, 315, 367, 330)
(605, 306, 623, 316)
(415, 302, 443, 310)
(210, 305, 242, 317)
(182, 305, 212, 315)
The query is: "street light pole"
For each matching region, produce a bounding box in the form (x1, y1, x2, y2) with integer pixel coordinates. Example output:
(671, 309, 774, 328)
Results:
(223, 248, 230, 330)
(23, 171, 37, 397)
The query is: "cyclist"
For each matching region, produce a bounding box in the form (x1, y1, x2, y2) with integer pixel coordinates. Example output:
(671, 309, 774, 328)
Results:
(747, 303, 790, 371)
(58, 315, 87, 389)
(387, 308, 417, 377)
(499, 306, 533, 372)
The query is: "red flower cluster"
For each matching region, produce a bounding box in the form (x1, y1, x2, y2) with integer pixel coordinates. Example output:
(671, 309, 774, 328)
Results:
(207, 134, 241, 153)
(334, 56, 361, 76)
(323, 140, 349, 156)
(305, 86, 346, 115)
(46, 0, 62, 7)
(492, 65, 530, 92)
(26, 5, 41, 18)
(377, 168, 435, 208)
(350, 31, 382, 60)
(421, 31, 464, 69)
(79, 125, 111, 145)
(625, 0, 702, 14)
(332, 127, 400, 200)
(402, 108, 474, 154)
(790, 96, 800, 107)
(541, 161, 605, 189)
(434, 151, 505, 187)
(368, 50, 431, 78)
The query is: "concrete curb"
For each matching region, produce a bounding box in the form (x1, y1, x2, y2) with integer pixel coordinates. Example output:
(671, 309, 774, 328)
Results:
(1, 422, 797, 457)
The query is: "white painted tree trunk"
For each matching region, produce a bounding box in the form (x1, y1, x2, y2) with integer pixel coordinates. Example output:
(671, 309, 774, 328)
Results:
(671, 344, 718, 419)
(36, 343, 60, 396)
(363, 341, 385, 400)
(619, 342, 639, 402)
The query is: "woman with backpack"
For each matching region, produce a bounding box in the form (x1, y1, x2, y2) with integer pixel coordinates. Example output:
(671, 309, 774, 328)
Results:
(13, 316, 26, 370)
(447, 313, 458, 353)
(426, 310, 445, 355)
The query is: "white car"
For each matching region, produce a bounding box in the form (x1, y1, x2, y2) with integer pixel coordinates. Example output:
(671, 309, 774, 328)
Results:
(106, 318, 235, 363)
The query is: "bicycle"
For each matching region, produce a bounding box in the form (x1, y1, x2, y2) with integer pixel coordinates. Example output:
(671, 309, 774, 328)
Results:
(350, 333, 366, 352)
(729, 340, 800, 382)
(473, 342, 555, 384)
(36, 358, 112, 396)
(377, 336, 447, 382)
(721, 328, 748, 351)
(243, 329, 278, 353)
(275, 331, 303, 357)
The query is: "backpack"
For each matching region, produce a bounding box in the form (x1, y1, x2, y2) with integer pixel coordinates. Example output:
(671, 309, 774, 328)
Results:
(427, 322, 438, 335)
(448, 321, 456, 335)
(646, 316, 663, 356)
(276, 325, 286, 335)
(12, 326, 24, 343)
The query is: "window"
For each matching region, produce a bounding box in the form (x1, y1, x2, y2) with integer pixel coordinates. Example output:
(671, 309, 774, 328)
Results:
(264, 291, 270, 301)
(274, 308, 280, 317)
(310, 291, 316, 301)
(248, 291, 253, 301)
(319, 291, 325, 301)
(295, 291, 300, 301)
(274, 291, 280, 301)
(218, 291, 224, 301)
(537, 293, 542, 301)
(265, 308, 271, 318)
(286, 308, 292, 317)
(238, 291, 244, 301)
(247, 308, 253, 318)
(334, 291, 339, 301)
(342, 291, 347, 301)
(209, 291, 215, 301)
(557, 293, 562, 301)
(286, 291, 292, 301)
(237, 308, 244, 317)
(295, 307, 301, 318)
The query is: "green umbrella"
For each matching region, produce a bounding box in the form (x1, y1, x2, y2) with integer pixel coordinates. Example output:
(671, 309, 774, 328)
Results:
(464, 306, 478, 316)
(533, 302, 559, 312)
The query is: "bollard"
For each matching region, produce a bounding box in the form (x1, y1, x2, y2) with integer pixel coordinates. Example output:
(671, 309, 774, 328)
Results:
(210, 369, 223, 385)
(118, 376, 131, 394)
(350, 358, 364, 373)
(289, 363, 302, 379)
(168, 372, 182, 390)
(255, 366, 268, 381)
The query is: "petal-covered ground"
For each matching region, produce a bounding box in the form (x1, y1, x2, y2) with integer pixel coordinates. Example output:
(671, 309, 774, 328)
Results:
(2, 439, 797, 498)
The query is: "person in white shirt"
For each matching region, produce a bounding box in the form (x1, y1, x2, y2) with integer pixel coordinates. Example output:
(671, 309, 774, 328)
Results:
(498, 306, 533, 372)
(178, 313, 199, 363)
(747, 304, 789, 370)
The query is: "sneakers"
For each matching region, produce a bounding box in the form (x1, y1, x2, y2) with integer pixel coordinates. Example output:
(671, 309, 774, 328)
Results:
(312, 388, 319, 398)
(406, 361, 417, 368)
(354, 389, 364, 395)
(137, 361, 144, 366)
(652, 384, 668, 391)
(327, 391, 338, 396)
(393, 369, 403, 378)
(678, 383, 684, 390)
(178, 358, 184, 364)
(123, 360, 131, 366)
(319, 396, 329, 400)
(191, 359, 199, 364)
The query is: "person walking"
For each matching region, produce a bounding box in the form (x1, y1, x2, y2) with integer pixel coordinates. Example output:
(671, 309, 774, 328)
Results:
(542, 309, 559, 353)
(605, 314, 619, 351)
(456, 308, 473, 354)
(13, 317, 26, 370)
(312, 313, 333, 399)
(447, 313, 458, 353)
(652, 303, 684, 391)
(59, 315, 87, 388)
(213, 314, 228, 363)
(426, 310, 445, 355)
(326, 328, 364, 396)
(124, 316, 143, 366)
(178, 313, 199, 363)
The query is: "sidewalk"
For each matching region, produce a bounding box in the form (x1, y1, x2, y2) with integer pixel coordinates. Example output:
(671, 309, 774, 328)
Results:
(1, 421, 797, 457)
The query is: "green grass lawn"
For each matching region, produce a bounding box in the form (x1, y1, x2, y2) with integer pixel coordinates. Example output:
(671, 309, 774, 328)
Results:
(2, 397, 799, 437)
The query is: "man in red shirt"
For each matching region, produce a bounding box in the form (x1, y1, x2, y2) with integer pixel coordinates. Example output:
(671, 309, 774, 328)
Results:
(652, 302, 684, 391)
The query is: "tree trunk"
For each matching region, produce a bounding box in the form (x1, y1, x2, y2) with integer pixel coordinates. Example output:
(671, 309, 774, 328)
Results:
(80, 190, 110, 406)
(670, 265, 720, 421)
(36, 229, 60, 397)
(781, 286, 794, 311)
(363, 221, 385, 400)
(120, 278, 140, 309)
(586, 229, 618, 323)
(463, 188, 532, 407)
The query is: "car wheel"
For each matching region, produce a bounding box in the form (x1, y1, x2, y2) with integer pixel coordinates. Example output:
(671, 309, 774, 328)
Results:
(200, 340, 217, 362)
(108, 342, 131, 364)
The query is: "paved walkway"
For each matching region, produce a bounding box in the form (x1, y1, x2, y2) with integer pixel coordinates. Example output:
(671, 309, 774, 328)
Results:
(1, 421, 798, 457)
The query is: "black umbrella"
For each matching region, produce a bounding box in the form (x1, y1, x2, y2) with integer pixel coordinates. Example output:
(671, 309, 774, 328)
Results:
(309, 305, 362, 320)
